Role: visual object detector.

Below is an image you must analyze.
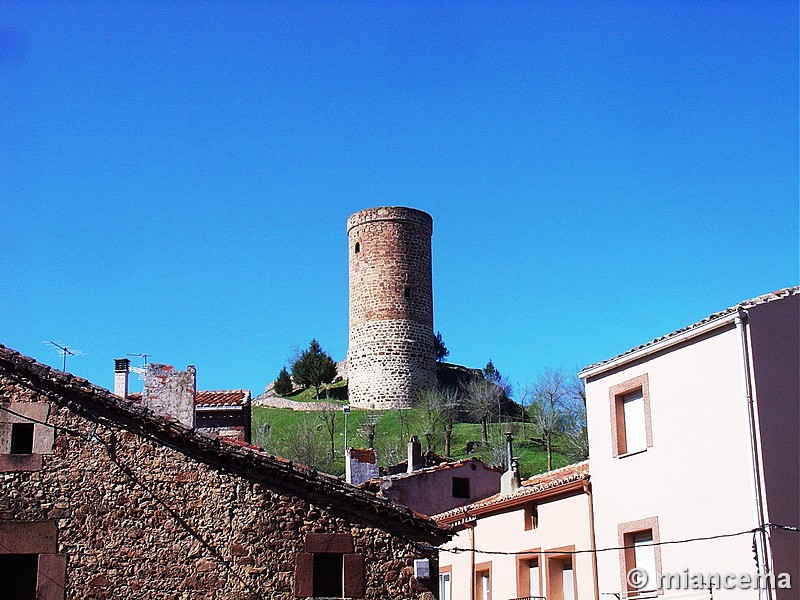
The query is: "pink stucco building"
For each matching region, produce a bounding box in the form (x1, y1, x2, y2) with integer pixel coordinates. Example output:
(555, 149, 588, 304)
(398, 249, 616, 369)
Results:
(435, 462, 596, 600)
(581, 287, 799, 599)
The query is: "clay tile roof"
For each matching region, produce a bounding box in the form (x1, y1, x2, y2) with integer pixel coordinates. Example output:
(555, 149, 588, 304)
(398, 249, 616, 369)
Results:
(581, 287, 799, 376)
(349, 448, 377, 464)
(195, 390, 249, 407)
(432, 461, 589, 523)
(0, 344, 448, 544)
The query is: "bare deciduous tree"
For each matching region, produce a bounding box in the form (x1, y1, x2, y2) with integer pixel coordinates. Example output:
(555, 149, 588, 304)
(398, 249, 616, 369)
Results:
(526, 367, 569, 471)
(358, 411, 382, 449)
(464, 378, 503, 445)
(441, 387, 460, 457)
(563, 373, 589, 461)
(317, 407, 337, 459)
(414, 388, 444, 452)
(281, 417, 330, 471)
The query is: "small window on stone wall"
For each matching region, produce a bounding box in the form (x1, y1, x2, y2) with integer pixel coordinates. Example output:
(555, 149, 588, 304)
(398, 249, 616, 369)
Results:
(1, 402, 55, 473)
(313, 553, 343, 597)
(10, 423, 34, 455)
(294, 533, 365, 598)
(452, 477, 470, 498)
(404, 286, 411, 298)
(354, 242, 360, 253)
(0, 554, 38, 600)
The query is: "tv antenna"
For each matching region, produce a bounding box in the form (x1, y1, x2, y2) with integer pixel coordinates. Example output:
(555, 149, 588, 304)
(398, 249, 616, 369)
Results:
(127, 352, 151, 365)
(127, 352, 151, 380)
(43, 341, 84, 371)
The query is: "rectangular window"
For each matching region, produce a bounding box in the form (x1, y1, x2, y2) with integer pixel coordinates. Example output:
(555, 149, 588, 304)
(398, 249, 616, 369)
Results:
(475, 562, 492, 600)
(619, 517, 661, 598)
(312, 553, 343, 597)
(609, 374, 652, 457)
(562, 559, 575, 600)
(10, 423, 34, 455)
(452, 477, 470, 498)
(439, 571, 451, 600)
(632, 531, 657, 596)
(547, 556, 575, 600)
(622, 391, 646, 454)
(478, 571, 490, 600)
(0, 554, 38, 600)
(529, 559, 540, 597)
(524, 503, 539, 530)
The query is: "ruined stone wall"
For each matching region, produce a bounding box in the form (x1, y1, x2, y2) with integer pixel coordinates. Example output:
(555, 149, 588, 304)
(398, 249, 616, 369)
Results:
(347, 207, 436, 409)
(0, 376, 441, 600)
(142, 363, 196, 428)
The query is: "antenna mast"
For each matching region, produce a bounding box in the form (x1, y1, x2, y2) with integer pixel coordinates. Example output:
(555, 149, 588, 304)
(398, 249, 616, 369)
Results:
(45, 341, 82, 371)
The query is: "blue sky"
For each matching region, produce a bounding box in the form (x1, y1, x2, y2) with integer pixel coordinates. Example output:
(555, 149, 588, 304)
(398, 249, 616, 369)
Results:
(2, 1, 797, 398)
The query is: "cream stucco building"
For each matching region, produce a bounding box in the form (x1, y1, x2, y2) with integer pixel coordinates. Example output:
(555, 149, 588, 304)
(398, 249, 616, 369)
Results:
(581, 287, 798, 600)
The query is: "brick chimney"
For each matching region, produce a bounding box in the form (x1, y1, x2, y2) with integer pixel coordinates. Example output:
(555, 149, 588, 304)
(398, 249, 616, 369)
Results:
(142, 364, 196, 428)
(407, 435, 423, 473)
(345, 448, 378, 486)
(114, 358, 130, 398)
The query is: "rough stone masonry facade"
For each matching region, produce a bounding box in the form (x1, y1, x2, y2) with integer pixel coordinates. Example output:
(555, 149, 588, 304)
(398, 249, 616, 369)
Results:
(346, 207, 437, 409)
(0, 346, 447, 600)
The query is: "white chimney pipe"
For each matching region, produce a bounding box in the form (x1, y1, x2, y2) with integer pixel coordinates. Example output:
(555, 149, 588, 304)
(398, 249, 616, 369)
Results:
(114, 358, 130, 398)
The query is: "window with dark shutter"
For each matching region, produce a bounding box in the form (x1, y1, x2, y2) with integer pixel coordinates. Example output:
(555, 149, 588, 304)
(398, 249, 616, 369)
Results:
(452, 477, 470, 498)
(0, 554, 38, 600)
(10, 423, 34, 454)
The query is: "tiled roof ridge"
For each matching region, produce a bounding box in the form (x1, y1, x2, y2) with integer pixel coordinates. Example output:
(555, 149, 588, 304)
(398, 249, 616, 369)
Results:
(432, 461, 589, 522)
(581, 287, 799, 374)
(195, 389, 250, 407)
(521, 460, 589, 487)
(380, 457, 501, 482)
(0, 344, 446, 542)
(126, 390, 249, 406)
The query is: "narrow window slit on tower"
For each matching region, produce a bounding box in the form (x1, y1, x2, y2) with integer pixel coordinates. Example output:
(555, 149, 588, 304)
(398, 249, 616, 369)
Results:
(354, 242, 360, 253)
(404, 286, 411, 298)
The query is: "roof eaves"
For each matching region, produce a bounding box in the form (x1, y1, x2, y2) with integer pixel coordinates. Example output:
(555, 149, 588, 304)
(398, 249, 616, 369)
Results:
(0, 344, 448, 543)
(580, 287, 799, 379)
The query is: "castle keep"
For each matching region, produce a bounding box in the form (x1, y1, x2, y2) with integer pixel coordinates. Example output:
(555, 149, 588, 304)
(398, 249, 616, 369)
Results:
(346, 207, 437, 409)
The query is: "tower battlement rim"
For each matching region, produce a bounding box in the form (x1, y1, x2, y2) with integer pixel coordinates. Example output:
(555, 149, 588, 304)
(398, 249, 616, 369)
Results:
(347, 206, 433, 235)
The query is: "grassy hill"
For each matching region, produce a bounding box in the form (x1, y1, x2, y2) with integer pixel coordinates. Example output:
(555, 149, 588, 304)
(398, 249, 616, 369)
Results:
(251, 404, 572, 479)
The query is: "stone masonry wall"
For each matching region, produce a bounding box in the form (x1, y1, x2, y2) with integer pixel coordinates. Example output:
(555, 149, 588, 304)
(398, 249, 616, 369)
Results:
(142, 363, 196, 428)
(347, 207, 436, 409)
(0, 375, 441, 600)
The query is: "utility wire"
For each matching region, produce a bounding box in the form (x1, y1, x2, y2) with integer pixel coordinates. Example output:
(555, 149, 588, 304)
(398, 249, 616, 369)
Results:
(430, 522, 796, 556)
(0, 402, 260, 597)
(2, 405, 798, 563)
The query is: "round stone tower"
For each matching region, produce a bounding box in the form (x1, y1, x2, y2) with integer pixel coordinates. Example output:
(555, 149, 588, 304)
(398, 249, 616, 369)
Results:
(346, 206, 436, 409)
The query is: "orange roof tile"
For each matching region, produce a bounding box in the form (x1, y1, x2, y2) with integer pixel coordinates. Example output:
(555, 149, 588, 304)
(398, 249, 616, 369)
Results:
(195, 389, 249, 407)
(433, 461, 589, 523)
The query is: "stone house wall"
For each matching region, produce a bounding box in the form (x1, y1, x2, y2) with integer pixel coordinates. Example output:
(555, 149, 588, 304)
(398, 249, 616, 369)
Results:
(0, 354, 447, 600)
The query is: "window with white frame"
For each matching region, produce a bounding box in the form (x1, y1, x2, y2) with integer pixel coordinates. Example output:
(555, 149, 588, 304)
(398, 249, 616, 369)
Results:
(609, 374, 652, 457)
(439, 571, 451, 600)
(618, 517, 662, 599)
(622, 390, 646, 454)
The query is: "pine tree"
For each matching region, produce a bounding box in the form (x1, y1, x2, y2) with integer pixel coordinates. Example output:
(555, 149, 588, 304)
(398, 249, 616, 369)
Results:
(434, 331, 449, 362)
(273, 367, 293, 397)
(291, 339, 337, 401)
